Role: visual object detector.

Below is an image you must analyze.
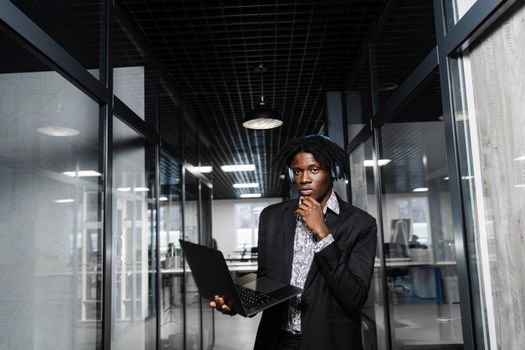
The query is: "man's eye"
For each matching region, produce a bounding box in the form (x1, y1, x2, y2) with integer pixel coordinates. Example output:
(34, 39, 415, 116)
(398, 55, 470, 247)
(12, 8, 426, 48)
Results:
(310, 168, 319, 174)
(293, 170, 301, 175)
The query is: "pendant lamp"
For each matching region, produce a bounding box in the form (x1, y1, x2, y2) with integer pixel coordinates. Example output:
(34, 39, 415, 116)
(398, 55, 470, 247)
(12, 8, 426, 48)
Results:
(242, 64, 283, 130)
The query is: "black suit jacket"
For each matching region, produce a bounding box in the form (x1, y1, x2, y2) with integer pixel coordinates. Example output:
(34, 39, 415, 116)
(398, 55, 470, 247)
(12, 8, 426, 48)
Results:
(253, 194, 377, 350)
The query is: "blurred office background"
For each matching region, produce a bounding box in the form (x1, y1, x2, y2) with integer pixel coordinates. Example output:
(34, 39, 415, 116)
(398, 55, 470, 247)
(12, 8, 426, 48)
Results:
(0, 0, 524, 349)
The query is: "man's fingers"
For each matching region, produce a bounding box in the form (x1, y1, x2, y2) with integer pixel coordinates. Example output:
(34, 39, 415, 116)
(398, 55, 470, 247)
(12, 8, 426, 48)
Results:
(210, 295, 231, 314)
(301, 196, 320, 207)
(222, 305, 231, 313)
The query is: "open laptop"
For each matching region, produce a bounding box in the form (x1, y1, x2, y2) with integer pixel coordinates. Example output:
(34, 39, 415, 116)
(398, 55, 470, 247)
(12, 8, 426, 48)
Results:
(180, 240, 302, 317)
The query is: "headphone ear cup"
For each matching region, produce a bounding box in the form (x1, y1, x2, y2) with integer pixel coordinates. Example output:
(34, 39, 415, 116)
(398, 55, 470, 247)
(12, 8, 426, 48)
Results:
(331, 164, 341, 181)
(288, 167, 294, 184)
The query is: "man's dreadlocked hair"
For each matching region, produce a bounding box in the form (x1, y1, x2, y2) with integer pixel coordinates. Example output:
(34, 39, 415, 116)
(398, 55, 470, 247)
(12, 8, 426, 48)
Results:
(273, 135, 347, 181)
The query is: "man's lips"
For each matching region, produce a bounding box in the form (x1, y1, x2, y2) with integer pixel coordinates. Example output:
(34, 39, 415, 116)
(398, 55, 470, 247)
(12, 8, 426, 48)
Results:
(299, 188, 313, 195)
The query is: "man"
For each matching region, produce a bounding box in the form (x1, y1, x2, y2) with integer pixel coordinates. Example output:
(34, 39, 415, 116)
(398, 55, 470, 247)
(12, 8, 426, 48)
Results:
(211, 135, 377, 350)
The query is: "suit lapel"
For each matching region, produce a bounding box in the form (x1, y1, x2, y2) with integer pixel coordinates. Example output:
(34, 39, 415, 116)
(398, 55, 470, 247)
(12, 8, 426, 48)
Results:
(282, 202, 297, 283)
(303, 204, 344, 290)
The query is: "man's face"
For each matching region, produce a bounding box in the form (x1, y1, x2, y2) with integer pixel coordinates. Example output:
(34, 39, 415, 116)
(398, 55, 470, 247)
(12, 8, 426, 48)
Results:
(291, 152, 332, 205)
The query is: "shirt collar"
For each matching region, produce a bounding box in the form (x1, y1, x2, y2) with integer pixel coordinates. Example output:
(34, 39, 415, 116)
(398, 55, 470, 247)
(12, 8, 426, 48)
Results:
(323, 190, 340, 215)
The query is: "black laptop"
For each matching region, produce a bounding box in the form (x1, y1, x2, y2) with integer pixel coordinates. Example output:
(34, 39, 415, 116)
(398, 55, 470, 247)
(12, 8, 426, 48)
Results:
(180, 240, 302, 317)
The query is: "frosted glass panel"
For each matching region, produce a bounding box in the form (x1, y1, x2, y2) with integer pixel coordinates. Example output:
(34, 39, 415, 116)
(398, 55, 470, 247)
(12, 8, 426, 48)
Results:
(449, 2, 525, 348)
(0, 61, 102, 348)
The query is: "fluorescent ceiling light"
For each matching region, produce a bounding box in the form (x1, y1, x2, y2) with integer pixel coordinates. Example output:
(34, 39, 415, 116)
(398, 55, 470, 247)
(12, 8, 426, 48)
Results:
(240, 193, 262, 198)
(159, 196, 168, 201)
(134, 187, 149, 192)
(187, 165, 213, 173)
(444, 176, 474, 181)
(233, 183, 259, 188)
(37, 126, 79, 137)
(515, 156, 525, 161)
(63, 170, 101, 177)
(54, 198, 75, 203)
(413, 187, 428, 192)
(363, 159, 391, 167)
(117, 187, 131, 192)
(515, 184, 525, 188)
(221, 164, 255, 172)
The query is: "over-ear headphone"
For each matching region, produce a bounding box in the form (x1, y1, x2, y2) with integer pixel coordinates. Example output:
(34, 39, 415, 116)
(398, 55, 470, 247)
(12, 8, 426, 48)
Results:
(287, 135, 344, 183)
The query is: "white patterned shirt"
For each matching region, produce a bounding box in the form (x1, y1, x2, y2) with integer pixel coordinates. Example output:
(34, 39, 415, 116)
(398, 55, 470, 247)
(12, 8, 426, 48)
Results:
(284, 190, 339, 334)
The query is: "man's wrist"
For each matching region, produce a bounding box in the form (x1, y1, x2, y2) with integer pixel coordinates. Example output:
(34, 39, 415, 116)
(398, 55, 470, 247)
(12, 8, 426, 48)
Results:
(314, 231, 329, 240)
(314, 234, 334, 252)
(313, 227, 330, 240)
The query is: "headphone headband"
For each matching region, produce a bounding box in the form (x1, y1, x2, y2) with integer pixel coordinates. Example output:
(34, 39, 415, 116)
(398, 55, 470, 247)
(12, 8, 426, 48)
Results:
(303, 134, 336, 144)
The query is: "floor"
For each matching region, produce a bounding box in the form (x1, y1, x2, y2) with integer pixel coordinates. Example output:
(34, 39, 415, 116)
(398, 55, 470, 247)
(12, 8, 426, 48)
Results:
(213, 312, 261, 350)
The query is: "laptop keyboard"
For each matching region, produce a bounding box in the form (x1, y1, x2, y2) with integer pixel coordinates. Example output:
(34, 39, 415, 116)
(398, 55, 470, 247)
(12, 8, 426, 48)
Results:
(235, 285, 272, 307)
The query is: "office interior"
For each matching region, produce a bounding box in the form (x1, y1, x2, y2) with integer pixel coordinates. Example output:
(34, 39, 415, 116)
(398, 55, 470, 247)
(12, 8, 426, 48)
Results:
(0, 0, 523, 349)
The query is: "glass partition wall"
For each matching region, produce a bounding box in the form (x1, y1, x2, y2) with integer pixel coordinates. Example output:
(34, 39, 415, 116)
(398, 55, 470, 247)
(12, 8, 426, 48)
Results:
(342, 1, 525, 348)
(378, 74, 463, 350)
(349, 139, 388, 350)
(447, 2, 525, 349)
(0, 2, 214, 350)
(0, 32, 104, 350)
(111, 116, 157, 349)
(200, 183, 214, 350)
(159, 152, 184, 350)
(183, 172, 201, 350)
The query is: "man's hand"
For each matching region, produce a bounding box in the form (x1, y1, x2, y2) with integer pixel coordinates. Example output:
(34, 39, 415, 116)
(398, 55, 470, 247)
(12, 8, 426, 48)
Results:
(209, 295, 234, 315)
(295, 196, 330, 240)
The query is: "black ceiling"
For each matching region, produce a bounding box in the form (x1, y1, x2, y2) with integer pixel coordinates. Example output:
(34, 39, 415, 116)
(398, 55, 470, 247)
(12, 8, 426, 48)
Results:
(119, 0, 393, 199)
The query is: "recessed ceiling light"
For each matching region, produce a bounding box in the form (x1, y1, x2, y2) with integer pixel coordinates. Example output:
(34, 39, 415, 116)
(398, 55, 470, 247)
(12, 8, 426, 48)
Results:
(279, 174, 286, 180)
(413, 187, 428, 192)
(63, 170, 101, 177)
(444, 175, 474, 181)
(515, 184, 525, 188)
(515, 156, 525, 161)
(233, 183, 259, 188)
(221, 164, 256, 172)
(54, 198, 75, 203)
(378, 82, 398, 92)
(117, 187, 131, 192)
(37, 126, 79, 137)
(134, 187, 149, 192)
(187, 165, 213, 173)
(159, 196, 168, 201)
(240, 193, 262, 198)
(363, 159, 391, 167)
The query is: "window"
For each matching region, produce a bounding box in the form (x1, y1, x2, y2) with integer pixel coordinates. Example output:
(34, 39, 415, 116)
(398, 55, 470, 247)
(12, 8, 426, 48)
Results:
(234, 203, 266, 251)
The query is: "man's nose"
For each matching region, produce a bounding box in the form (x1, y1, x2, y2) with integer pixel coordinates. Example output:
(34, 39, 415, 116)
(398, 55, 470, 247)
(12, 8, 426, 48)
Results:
(299, 171, 311, 183)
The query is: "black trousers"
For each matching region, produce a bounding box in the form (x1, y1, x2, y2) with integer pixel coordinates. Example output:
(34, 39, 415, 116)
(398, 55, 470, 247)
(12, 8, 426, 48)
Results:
(275, 330, 302, 350)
